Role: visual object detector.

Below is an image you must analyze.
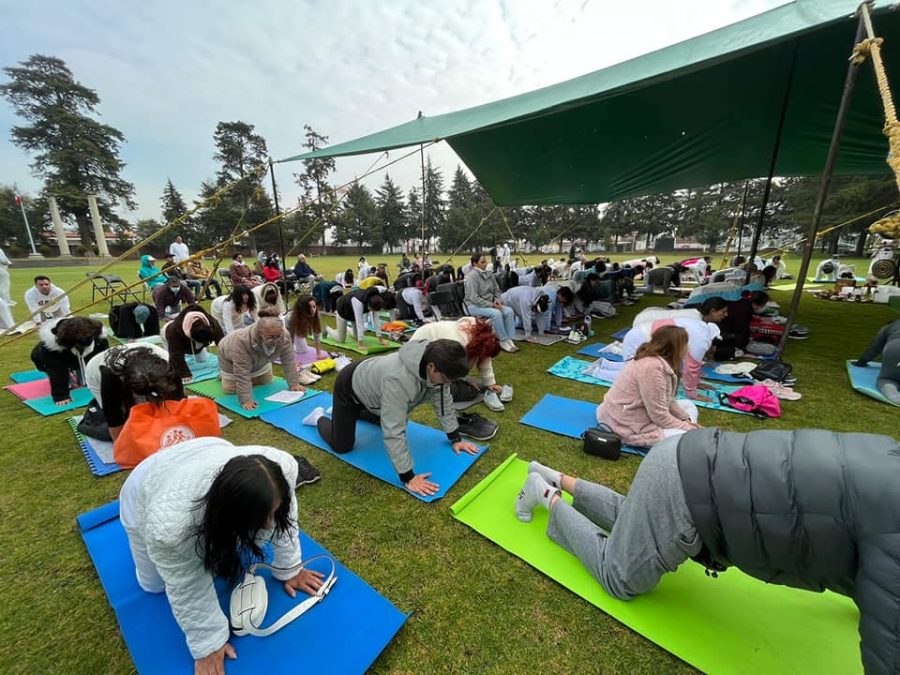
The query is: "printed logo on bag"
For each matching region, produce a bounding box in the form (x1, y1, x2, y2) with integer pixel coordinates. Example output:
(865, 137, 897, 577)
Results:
(160, 425, 197, 447)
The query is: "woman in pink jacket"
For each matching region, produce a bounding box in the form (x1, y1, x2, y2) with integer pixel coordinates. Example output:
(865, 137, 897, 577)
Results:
(598, 325, 700, 447)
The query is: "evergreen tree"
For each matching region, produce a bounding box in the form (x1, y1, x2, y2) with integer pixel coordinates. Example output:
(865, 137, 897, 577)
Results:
(406, 187, 423, 253)
(422, 158, 445, 252)
(0, 54, 136, 251)
(336, 182, 379, 247)
(442, 166, 474, 252)
(375, 174, 406, 253)
(160, 179, 189, 226)
(293, 125, 337, 247)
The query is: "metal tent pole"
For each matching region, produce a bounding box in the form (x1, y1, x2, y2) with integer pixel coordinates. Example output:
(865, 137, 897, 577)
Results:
(269, 159, 288, 271)
(746, 41, 800, 277)
(777, 9, 869, 357)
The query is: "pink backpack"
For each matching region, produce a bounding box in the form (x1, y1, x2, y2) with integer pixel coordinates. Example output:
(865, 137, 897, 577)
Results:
(718, 385, 782, 419)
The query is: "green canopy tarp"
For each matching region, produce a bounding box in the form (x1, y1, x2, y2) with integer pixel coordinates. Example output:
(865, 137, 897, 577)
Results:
(278, 0, 900, 206)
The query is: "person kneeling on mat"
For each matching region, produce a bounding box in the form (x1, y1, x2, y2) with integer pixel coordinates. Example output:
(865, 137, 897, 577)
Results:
(217, 308, 304, 411)
(120, 437, 323, 675)
(853, 319, 900, 404)
(304, 339, 479, 497)
(597, 325, 700, 447)
(516, 428, 900, 673)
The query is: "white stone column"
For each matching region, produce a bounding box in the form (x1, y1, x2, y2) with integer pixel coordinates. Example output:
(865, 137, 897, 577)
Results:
(48, 197, 72, 257)
(87, 195, 111, 257)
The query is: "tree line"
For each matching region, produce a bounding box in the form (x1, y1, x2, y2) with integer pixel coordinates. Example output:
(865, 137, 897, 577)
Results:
(1, 54, 894, 258)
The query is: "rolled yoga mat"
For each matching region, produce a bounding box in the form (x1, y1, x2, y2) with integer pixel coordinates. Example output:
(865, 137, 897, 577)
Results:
(78, 501, 409, 674)
(451, 454, 861, 675)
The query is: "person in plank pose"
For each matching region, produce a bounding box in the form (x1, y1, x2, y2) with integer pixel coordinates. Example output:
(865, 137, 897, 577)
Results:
(516, 427, 900, 674)
(303, 339, 479, 497)
(119, 437, 323, 675)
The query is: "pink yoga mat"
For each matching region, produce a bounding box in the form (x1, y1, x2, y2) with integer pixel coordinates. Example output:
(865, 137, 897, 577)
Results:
(3, 379, 86, 401)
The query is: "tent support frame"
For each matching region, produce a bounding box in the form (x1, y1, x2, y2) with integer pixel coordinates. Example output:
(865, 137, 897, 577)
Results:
(777, 6, 870, 357)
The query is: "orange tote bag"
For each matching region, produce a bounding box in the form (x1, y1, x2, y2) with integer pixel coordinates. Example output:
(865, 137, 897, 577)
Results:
(113, 398, 221, 468)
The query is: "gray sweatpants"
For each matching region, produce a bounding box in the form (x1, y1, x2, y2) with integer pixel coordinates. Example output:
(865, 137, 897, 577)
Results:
(546, 436, 702, 600)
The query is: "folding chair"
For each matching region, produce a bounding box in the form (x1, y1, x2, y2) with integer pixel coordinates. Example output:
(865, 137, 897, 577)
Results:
(218, 269, 234, 294)
(87, 273, 142, 309)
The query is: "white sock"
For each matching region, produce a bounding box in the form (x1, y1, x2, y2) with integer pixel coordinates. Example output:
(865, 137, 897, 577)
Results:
(325, 406, 333, 415)
(302, 407, 325, 426)
(515, 473, 559, 523)
(528, 461, 562, 489)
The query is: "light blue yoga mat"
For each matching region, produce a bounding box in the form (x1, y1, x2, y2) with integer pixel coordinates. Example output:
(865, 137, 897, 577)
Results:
(66, 416, 120, 476)
(78, 501, 409, 674)
(186, 377, 323, 419)
(23, 386, 95, 416)
(259, 393, 488, 502)
(846, 361, 900, 408)
(548, 356, 750, 416)
(701, 364, 754, 384)
(520, 394, 647, 456)
(10, 369, 46, 383)
(185, 353, 219, 384)
(576, 342, 624, 360)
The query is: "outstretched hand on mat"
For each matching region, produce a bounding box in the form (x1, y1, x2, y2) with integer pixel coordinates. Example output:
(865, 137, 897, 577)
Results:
(452, 440, 479, 455)
(55, 398, 72, 407)
(284, 568, 325, 598)
(407, 473, 439, 496)
(195, 642, 236, 675)
(241, 400, 259, 411)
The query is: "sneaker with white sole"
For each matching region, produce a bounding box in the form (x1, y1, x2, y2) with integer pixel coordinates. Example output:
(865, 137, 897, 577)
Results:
(297, 370, 320, 385)
(456, 412, 498, 441)
(499, 340, 517, 353)
(293, 456, 321, 487)
(499, 384, 513, 403)
(483, 390, 505, 412)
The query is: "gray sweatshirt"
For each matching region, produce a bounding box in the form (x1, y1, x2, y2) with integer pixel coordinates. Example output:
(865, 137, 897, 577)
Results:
(350, 339, 460, 476)
(857, 319, 900, 383)
(464, 268, 501, 308)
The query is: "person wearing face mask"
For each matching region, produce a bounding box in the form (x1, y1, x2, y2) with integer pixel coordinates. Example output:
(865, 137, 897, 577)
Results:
(30, 316, 109, 405)
(152, 275, 196, 320)
(161, 304, 225, 381)
(216, 308, 303, 411)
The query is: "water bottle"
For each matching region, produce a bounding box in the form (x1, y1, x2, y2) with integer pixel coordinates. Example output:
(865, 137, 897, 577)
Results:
(583, 314, 592, 337)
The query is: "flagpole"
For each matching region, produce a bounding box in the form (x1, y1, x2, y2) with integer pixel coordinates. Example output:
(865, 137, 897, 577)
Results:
(15, 194, 42, 258)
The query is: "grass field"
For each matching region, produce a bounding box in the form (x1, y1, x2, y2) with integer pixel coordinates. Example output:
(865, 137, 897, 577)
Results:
(0, 252, 896, 674)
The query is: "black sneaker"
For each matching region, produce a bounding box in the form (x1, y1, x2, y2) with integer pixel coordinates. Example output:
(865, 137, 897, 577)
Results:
(456, 412, 498, 441)
(293, 456, 321, 487)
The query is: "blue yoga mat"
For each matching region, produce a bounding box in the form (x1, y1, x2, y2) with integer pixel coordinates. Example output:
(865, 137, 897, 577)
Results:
(66, 417, 120, 476)
(78, 501, 408, 674)
(701, 364, 754, 384)
(259, 393, 488, 502)
(548, 356, 750, 416)
(520, 394, 647, 456)
(10, 369, 46, 383)
(576, 342, 624, 361)
(23, 385, 95, 416)
(611, 328, 629, 341)
(185, 353, 220, 384)
(846, 361, 900, 407)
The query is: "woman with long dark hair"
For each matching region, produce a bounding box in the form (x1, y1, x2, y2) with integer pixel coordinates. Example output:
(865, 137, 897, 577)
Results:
(597, 325, 700, 447)
(119, 438, 323, 675)
(210, 285, 257, 335)
(284, 294, 326, 366)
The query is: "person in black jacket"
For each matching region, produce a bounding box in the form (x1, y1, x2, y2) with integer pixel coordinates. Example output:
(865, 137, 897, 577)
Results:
(162, 304, 224, 381)
(713, 290, 769, 360)
(517, 428, 900, 673)
(327, 287, 396, 352)
(30, 317, 109, 405)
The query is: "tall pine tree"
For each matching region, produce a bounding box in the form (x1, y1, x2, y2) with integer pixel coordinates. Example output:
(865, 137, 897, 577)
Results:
(375, 175, 406, 253)
(336, 182, 378, 248)
(422, 158, 445, 253)
(293, 125, 337, 248)
(1, 54, 136, 251)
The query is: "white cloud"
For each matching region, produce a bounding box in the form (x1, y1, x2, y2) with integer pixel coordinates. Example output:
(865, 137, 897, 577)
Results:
(0, 0, 787, 224)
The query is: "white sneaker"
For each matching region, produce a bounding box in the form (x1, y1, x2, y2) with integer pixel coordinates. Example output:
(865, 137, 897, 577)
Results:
(499, 340, 516, 353)
(507, 340, 520, 352)
(334, 355, 352, 371)
(483, 390, 505, 412)
(297, 370, 320, 386)
(499, 384, 513, 403)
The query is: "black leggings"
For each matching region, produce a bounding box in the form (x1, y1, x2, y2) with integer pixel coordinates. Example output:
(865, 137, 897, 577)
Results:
(316, 362, 379, 453)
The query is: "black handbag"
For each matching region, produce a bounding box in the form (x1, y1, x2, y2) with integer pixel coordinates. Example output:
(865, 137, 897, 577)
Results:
(582, 425, 622, 460)
(749, 359, 792, 383)
(77, 400, 112, 441)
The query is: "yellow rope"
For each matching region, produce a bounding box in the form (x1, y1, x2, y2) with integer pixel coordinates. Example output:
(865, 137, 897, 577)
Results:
(857, 5, 900, 238)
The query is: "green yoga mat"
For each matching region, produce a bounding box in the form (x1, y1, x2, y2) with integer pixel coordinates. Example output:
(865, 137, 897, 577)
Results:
(186, 377, 322, 418)
(321, 333, 400, 354)
(451, 454, 861, 675)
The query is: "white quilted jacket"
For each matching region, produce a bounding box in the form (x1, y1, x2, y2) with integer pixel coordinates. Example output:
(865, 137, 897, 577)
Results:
(129, 437, 301, 659)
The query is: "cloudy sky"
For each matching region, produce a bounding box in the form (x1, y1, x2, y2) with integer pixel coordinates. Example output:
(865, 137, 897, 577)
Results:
(0, 0, 786, 223)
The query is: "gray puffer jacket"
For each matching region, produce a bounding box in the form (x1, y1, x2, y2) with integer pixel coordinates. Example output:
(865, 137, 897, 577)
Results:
(677, 428, 900, 674)
(351, 339, 460, 476)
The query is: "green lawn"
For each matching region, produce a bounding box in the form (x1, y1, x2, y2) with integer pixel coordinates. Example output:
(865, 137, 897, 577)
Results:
(0, 252, 895, 674)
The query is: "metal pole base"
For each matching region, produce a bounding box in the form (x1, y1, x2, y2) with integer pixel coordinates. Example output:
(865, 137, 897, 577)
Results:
(27, 252, 45, 259)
